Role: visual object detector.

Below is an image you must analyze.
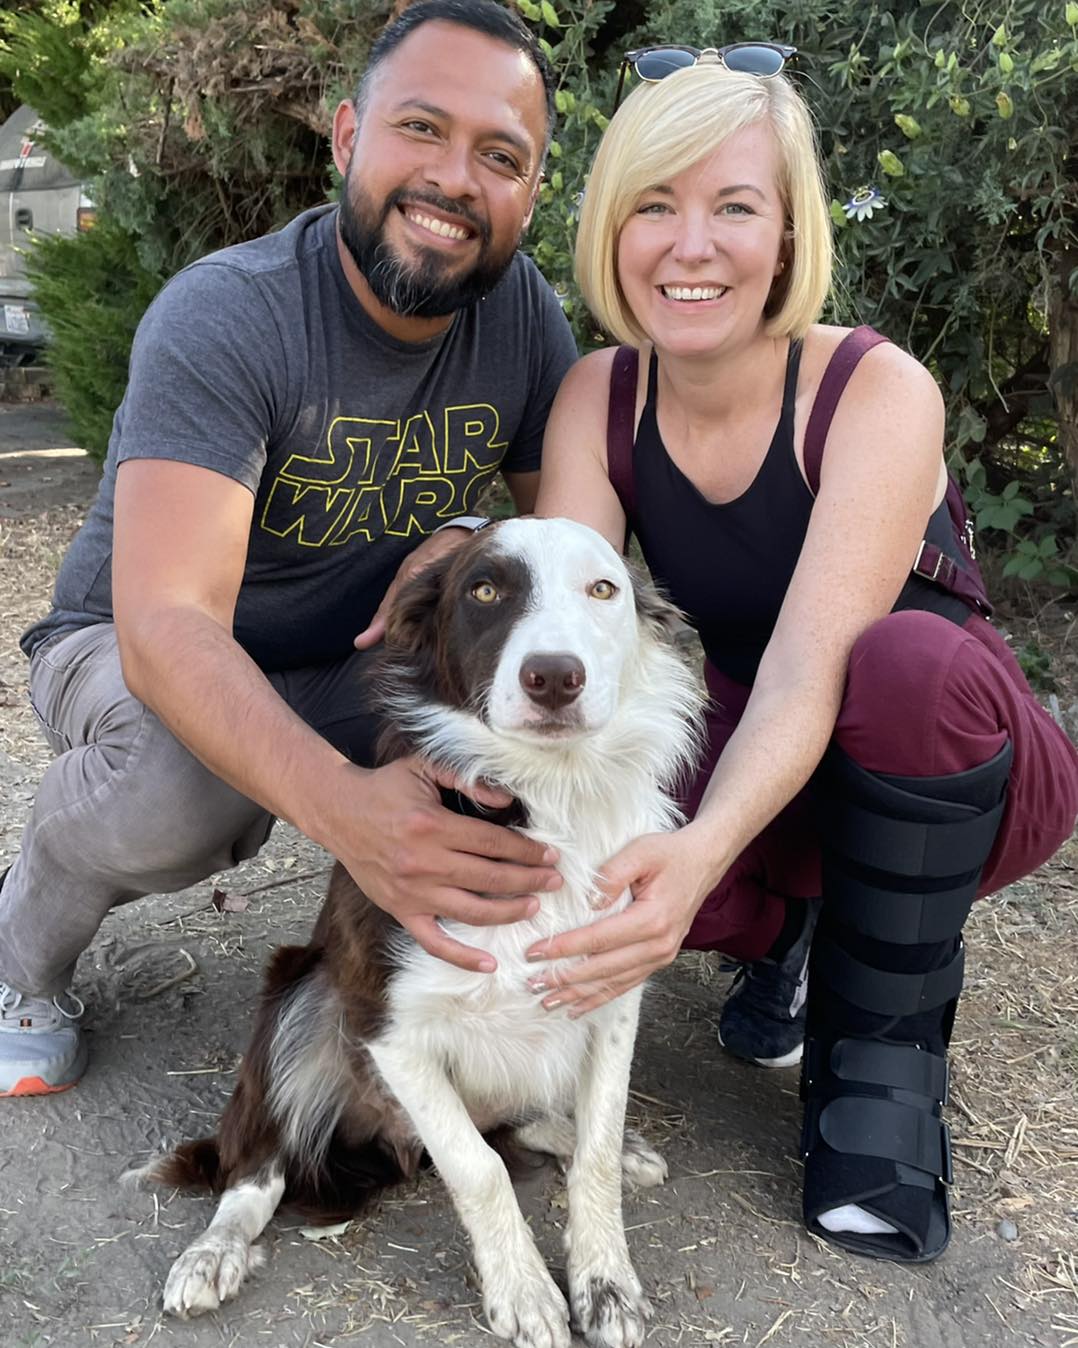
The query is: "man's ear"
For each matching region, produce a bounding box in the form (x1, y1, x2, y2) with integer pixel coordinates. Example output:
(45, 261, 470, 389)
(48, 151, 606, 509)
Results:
(332, 99, 358, 178)
(521, 170, 543, 232)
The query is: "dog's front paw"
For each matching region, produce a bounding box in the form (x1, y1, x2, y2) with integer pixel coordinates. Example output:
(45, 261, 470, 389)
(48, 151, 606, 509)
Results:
(570, 1265, 652, 1348)
(620, 1130, 668, 1188)
(483, 1256, 571, 1348)
(162, 1233, 265, 1318)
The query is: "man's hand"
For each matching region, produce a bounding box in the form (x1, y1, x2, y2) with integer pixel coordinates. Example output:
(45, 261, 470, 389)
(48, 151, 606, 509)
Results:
(522, 829, 717, 1016)
(342, 755, 562, 972)
(354, 527, 477, 650)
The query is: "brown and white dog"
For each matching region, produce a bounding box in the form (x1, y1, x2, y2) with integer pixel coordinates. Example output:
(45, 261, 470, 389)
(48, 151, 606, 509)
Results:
(134, 517, 704, 1348)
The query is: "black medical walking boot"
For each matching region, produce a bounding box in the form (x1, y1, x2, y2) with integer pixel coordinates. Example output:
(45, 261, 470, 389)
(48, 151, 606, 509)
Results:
(800, 741, 1012, 1263)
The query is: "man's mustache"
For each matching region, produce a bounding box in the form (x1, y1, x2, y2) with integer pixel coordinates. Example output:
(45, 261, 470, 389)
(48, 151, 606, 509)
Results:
(384, 188, 491, 247)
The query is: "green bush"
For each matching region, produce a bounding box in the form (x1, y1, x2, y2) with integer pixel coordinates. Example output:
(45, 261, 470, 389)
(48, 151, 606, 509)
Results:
(23, 221, 161, 456)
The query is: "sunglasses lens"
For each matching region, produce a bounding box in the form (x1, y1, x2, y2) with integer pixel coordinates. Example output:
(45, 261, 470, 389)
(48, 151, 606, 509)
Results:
(634, 48, 698, 81)
(722, 44, 786, 76)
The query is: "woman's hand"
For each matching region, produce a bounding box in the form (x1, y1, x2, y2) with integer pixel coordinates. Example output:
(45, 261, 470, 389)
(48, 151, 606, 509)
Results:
(523, 827, 719, 1017)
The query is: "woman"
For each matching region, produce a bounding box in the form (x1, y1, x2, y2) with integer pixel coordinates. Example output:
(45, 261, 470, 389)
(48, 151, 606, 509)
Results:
(529, 47, 1078, 1264)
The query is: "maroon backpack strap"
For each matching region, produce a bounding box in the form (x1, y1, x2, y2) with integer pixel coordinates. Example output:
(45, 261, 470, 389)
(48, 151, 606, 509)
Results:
(804, 325, 992, 617)
(912, 487, 993, 617)
(606, 345, 639, 526)
(803, 325, 890, 496)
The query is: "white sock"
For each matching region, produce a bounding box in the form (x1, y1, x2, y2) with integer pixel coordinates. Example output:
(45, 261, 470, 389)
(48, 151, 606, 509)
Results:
(818, 1203, 899, 1236)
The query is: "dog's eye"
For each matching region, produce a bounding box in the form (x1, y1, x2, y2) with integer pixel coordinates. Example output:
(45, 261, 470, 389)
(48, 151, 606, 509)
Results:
(471, 581, 499, 604)
(588, 579, 619, 601)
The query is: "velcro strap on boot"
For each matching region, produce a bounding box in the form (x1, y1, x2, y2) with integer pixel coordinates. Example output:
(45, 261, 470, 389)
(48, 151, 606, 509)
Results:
(831, 1039, 949, 1103)
(822, 870, 975, 944)
(829, 798, 1005, 877)
(803, 1037, 949, 1104)
(818, 1096, 953, 1183)
(814, 936, 965, 1016)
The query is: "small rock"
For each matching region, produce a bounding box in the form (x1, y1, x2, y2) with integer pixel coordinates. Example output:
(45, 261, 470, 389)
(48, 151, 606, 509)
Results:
(997, 1218, 1019, 1242)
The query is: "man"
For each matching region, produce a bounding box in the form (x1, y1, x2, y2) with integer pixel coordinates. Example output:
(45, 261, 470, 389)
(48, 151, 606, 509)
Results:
(0, 0, 579, 1096)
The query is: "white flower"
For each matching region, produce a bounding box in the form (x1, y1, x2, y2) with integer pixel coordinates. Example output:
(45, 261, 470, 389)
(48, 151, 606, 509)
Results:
(842, 185, 887, 221)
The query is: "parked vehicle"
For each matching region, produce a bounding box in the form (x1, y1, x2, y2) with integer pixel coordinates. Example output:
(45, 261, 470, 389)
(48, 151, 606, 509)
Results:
(0, 105, 94, 364)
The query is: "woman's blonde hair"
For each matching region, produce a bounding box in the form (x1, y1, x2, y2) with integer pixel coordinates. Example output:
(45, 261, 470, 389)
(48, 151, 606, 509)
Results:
(575, 63, 832, 346)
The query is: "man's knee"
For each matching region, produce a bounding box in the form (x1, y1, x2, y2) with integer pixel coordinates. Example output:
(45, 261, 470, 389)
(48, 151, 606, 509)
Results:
(33, 711, 270, 885)
(103, 732, 269, 878)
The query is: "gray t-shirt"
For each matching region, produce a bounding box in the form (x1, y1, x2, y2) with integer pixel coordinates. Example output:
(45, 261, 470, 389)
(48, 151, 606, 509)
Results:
(23, 205, 578, 670)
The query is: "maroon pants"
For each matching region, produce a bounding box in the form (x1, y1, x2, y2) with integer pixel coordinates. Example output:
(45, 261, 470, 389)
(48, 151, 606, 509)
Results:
(681, 610, 1078, 961)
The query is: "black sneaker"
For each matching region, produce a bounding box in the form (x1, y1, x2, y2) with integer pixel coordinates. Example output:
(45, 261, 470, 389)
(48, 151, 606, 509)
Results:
(717, 900, 820, 1068)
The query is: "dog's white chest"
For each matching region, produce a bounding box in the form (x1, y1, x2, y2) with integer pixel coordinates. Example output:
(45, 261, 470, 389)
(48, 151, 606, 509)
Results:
(380, 838, 650, 1124)
(385, 936, 593, 1120)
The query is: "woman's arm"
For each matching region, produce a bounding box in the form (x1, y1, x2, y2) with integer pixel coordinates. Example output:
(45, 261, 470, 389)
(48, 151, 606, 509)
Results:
(687, 341, 946, 875)
(525, 340, 948, 1013)
(533, 347, 628, 548)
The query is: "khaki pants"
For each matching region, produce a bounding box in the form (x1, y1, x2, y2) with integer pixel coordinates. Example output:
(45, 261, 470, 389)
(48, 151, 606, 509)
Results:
(0, 624, 381, 996)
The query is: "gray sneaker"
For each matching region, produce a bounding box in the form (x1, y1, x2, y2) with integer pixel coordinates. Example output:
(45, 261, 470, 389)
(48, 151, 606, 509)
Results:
(0, 983, 87, 1096)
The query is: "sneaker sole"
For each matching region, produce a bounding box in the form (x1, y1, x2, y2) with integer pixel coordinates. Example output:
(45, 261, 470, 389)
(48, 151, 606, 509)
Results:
(0, 1075, 80, 1098)
(717, 1029, 803, 1069)
(0, 1036, 88, 1097)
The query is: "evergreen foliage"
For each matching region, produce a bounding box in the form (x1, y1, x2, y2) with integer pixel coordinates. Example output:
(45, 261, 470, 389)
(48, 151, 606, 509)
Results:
(23, 221, 161, 456)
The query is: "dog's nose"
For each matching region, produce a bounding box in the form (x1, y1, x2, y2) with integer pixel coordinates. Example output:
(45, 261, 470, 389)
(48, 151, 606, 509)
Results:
(519, 653, 586, 711)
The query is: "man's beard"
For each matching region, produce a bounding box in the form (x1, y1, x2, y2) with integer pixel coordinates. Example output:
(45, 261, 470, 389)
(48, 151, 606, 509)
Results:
(338, 173, 519, 319)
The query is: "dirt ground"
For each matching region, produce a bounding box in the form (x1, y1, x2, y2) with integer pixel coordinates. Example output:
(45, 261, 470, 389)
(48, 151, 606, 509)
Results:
(0, 399, 1076, 1348)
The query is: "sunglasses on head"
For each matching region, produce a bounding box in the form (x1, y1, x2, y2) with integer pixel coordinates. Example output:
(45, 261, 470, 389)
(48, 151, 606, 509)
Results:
(613, 43, 798, 112)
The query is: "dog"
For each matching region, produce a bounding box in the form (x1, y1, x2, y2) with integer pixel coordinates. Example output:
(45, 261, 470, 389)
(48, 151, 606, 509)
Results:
(133, 517, 704, 1348)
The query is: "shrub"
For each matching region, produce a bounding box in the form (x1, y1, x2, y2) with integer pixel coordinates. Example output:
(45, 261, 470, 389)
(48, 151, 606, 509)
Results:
(23, 221, 161, 456)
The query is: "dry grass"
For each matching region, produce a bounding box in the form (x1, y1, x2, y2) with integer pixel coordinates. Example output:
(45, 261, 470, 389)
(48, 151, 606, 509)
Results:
(950, 852, 1078, 1312)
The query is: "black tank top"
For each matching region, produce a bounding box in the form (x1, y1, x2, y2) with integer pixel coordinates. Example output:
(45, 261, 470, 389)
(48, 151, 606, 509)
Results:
(630, 343, 971, 685)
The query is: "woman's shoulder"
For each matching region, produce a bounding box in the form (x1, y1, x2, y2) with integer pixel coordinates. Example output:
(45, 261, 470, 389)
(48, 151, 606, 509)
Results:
(802, 324, 939, 401)
(565, 343, 624, 381)
(553, 343, 639, 408)
(805, 323, 930, 372)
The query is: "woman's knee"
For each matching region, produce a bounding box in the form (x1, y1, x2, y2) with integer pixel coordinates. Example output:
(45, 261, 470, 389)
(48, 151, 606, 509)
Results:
(846, 610, 969, 703)
(835, 611, 1009, 777)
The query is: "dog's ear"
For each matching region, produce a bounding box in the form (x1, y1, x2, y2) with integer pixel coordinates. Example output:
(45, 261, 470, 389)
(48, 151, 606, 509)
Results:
(384, 551, 458, 655)
(629, 564, 690, 644)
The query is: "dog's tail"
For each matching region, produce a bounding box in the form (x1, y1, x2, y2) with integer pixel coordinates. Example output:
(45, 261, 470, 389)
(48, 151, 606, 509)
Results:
(126, 1127, 547, 1226)
(123, 1137, 223, 1193)
(125, 1133, 410, 1223)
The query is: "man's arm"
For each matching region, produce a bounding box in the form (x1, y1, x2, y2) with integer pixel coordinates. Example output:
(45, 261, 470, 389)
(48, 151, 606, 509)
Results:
(502, 469, 539, 514)
(112, 458, 560, 971)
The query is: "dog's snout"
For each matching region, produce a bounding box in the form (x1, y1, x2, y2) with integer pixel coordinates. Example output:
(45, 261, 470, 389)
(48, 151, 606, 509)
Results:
(519, 653, 586, 711)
